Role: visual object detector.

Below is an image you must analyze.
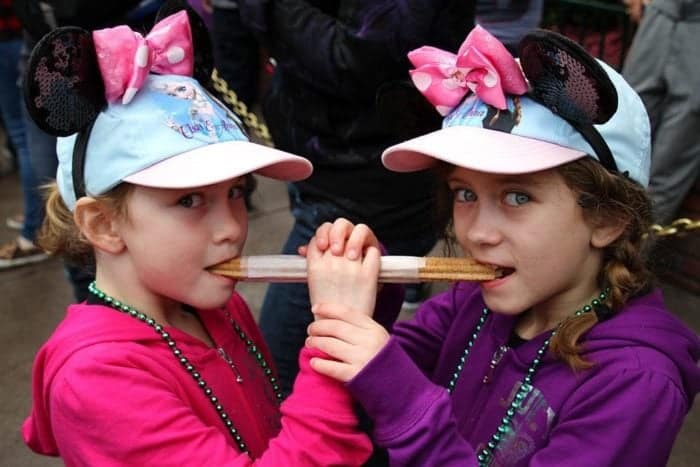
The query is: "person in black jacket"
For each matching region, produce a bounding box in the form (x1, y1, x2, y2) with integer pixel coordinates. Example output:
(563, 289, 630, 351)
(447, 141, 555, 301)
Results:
(238, 0, 476, 397)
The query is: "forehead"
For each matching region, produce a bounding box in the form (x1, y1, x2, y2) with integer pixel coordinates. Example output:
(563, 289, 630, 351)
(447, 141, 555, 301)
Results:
(446, 166, 560, 186)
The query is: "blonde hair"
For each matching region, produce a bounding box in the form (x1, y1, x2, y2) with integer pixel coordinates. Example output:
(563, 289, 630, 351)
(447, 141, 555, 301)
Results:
(39, 182, 133, 267)
(434, 158, 654, 370)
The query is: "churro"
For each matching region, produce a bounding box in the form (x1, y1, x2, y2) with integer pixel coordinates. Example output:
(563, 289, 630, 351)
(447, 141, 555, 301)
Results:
(208, 255, 499, 283)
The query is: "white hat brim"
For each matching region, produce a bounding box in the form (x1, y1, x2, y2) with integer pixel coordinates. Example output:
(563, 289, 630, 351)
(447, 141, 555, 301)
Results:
(123, 140, 312, 188)
(382, 126, 587, 174)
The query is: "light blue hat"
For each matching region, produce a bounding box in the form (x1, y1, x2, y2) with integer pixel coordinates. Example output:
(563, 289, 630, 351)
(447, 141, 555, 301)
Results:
(383, 37, 651, 187)
(56, 74, 312, 210)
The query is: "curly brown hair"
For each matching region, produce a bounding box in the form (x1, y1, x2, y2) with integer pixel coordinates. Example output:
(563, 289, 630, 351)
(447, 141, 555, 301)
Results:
(433, 157, 655, 370)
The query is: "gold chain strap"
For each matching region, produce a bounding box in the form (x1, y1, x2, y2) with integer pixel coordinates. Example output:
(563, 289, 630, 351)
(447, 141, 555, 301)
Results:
(648, 217, 700, 237)
(210, 69, 274, 147)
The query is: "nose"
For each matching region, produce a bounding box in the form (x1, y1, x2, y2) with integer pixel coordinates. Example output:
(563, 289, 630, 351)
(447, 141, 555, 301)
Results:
(212, 201, 247, 245)
(463, 204, 503, 247)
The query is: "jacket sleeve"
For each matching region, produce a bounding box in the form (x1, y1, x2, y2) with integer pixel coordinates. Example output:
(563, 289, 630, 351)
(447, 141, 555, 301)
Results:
(47, 347, 371, 466)
(347, 338, 480, 466)
(238, 0, 450, 98)
(346, 288, 482, 465)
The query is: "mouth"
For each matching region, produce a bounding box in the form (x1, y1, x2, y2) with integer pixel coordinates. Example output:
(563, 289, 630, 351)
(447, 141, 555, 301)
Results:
(481, 265, 514, 289)
(206, 257, 240, 277)
(496, 267, 515, 278)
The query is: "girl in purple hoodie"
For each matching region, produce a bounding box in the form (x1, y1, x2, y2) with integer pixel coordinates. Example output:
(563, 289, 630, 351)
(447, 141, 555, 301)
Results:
(304, 28, 700, 466)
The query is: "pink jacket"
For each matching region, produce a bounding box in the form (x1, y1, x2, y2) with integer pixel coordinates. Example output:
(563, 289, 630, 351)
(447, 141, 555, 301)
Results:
(23, 293, 371, 465)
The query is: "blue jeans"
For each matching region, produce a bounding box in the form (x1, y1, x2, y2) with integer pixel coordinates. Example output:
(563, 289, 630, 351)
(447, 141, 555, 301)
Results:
(0, 38, 31, 231)
(19, 103, 57, 242)
(258, 184, 436, 397)
(11, 39, 59, 243)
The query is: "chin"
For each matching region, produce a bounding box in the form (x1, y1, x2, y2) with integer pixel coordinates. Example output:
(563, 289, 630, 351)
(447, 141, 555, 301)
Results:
(481, 292, 528, 316)
(190, 294, 233, 311)
(184, 282, 236, 310)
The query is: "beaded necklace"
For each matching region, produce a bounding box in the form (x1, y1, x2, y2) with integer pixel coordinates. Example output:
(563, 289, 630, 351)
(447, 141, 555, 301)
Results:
(447, 289, 610, 466)
(87, 281, 282, 453)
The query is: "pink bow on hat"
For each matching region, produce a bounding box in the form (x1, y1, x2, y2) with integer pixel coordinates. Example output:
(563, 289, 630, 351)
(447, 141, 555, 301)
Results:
(409, 25, 529, 115)
(93, 10, 194, 104)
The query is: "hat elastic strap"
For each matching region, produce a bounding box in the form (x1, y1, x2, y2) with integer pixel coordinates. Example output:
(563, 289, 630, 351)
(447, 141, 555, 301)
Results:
(72, 119, 96, 201)
(567, 120, 619, 173)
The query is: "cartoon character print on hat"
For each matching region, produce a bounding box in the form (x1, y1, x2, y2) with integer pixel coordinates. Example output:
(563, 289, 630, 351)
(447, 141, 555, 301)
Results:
(445, 94, 523, 134)
(149, 77, 246, 142)
(482, 97, 523, 133)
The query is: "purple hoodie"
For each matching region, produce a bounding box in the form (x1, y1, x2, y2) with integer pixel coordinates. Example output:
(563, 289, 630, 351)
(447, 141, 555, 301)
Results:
(349, 282, 700, 466)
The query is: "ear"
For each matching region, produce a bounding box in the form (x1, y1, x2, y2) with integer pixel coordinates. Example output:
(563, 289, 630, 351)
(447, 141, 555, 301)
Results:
(590, 220, 627, 248)
(73, 197, 125, 254)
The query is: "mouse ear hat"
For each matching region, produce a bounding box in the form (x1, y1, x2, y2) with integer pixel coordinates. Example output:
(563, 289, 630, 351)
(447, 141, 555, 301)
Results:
(23, 0, 312, 211)
(23, 0, 213, 137)
(22, 0, 216, 200)
(518, 29, 619, 173)
(382, 28, 651, 187)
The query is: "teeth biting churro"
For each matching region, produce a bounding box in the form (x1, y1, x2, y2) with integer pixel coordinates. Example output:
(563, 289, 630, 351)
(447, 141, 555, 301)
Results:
(208, 255, 499, 283)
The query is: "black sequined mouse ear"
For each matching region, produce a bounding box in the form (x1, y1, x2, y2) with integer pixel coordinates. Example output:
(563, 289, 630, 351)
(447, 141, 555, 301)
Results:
(155, 0, 214, 87)
(23, 27, 106, 137)
(518, 29, 619, 172)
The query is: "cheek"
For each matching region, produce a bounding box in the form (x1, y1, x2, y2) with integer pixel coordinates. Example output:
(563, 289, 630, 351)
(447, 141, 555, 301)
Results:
(231, 202, 249, 241)
(452, 205, 471, 235)
(241, 216, 249, 243)
(128, 222, 200, 270)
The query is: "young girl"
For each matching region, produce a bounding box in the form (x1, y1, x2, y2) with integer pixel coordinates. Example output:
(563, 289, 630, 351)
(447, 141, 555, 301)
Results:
(21, 7, 371, 465)
(304, 28, 700, 465)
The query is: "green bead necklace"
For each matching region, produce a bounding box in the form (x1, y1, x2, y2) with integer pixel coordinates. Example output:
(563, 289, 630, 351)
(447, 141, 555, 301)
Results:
(447, 289, 610, 466)
(88, 281, 282, 453)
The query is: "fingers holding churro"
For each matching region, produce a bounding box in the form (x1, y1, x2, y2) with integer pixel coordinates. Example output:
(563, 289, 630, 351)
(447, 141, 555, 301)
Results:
(306, 219, 381, 317)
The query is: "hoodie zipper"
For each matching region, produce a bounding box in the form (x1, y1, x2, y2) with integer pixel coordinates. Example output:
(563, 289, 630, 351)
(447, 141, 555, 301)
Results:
(483, 344, 509, 384)
(218, 347, 244, 383)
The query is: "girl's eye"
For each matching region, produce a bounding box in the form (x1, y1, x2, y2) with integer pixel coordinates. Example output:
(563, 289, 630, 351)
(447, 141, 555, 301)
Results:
(454, 188, 477, 202)
(504, 191, 530, 206)
(228, 185, 245, 200)
(178, 193, 204, 208)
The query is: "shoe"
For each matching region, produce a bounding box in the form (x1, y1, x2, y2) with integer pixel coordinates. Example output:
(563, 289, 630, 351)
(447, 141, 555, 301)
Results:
(0, 238, 49, 269)
(402, 282, 431, 311)
(5, 213, 24, 230)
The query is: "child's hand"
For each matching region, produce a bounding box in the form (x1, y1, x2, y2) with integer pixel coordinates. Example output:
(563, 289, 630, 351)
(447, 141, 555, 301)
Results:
(306, 303, 389, 382)
(299, 218, 381, 260)
(306, 218, 381, 317)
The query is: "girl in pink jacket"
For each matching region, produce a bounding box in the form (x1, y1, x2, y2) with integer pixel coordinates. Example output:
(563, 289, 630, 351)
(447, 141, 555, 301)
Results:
(21, 5, 371, 465)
